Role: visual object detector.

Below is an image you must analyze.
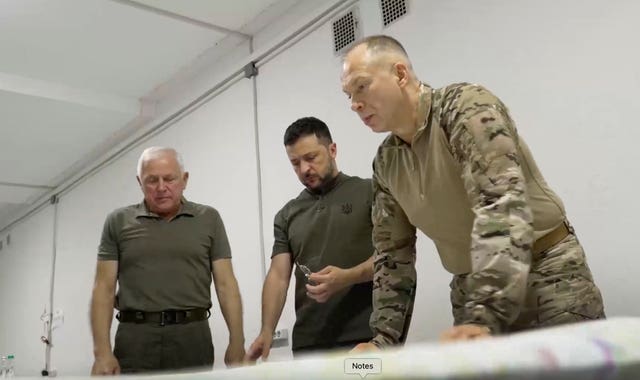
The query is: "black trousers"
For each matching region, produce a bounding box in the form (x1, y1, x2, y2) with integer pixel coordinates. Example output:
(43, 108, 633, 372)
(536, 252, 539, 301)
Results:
(114, 319, 214, 374)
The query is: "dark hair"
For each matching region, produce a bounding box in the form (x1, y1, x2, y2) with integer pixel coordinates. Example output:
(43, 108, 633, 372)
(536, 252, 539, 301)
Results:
(284, 117, 333, 146)
(348, 34, 408, 57)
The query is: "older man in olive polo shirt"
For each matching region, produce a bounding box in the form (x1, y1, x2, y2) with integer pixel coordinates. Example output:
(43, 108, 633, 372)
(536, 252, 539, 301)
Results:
(90, 147, 245, 375)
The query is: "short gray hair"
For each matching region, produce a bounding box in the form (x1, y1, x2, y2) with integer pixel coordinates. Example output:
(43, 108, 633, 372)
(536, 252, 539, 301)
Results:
(345, 34, 414, 72)
(136, 147, 185, 178)
(349, 34, 409, 57)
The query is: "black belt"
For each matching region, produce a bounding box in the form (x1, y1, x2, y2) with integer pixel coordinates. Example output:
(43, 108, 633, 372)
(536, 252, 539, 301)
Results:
(116, 308, 210, 326)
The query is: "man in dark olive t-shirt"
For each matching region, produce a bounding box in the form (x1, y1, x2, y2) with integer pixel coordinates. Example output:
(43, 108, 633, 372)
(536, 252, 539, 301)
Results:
(246, 117, 377, 360)
(89, 147, 245, 375)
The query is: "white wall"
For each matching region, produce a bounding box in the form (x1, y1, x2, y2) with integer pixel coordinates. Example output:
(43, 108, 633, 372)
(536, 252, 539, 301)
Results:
(1, 0, 639, 375)
(0, 207, 54, 375)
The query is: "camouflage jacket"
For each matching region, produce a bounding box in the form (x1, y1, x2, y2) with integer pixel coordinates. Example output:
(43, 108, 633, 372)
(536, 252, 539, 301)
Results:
(370, 83, 565, 347)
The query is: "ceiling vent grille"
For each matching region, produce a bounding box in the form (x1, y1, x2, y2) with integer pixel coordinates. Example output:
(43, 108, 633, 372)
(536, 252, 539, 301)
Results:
(381, 0, 408, 27)
(332, 7, 361, 55)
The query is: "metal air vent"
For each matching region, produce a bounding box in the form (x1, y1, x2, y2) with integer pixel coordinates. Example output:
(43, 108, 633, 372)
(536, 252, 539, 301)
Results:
(331, 7, 361, 55)
(380, 0, 408, 27)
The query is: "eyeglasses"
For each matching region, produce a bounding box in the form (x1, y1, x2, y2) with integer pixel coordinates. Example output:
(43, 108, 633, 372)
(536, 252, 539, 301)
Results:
(296, 261, 312, 279)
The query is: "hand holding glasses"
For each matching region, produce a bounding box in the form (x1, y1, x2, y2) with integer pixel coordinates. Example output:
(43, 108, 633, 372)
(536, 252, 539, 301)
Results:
(296, 261, 316, 285)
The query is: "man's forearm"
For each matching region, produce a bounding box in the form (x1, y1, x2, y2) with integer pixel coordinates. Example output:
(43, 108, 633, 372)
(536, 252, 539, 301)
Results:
(346, 255, 374, 285)
(369, 244, 417, 347)
(260, 271, 288, 335)
(90, 288, 115, 357)
(217, 279, 245, 343)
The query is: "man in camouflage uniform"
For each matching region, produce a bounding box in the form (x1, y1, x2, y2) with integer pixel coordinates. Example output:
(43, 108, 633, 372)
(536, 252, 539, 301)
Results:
(340, 35, 605, 349)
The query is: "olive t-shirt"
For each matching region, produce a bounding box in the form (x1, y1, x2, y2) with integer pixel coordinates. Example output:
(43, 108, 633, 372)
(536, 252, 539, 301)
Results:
(273, 173, 374, 349)
(98, 199, 231, 311)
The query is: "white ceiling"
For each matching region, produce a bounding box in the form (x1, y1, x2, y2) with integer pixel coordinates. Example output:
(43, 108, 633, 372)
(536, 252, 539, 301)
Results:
(0, 0, 314, 229)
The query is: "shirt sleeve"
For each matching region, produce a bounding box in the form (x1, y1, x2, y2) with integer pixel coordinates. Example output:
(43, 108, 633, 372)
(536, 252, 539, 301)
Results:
(271, 208, 291, 257)
(369, 158, 418, 347)
(97, 211, 119, 261)
(444, 84, 534, 333)
(210, 209, 232, 261)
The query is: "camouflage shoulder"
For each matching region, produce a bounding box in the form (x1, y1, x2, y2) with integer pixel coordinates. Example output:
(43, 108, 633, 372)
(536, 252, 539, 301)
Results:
(436, 83, 510, 136)
(438, 82, 504, 111)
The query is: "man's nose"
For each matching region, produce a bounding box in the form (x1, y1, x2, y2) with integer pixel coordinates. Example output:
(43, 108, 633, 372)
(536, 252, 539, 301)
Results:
(157, 179, 168, 190)
(300, 161, 311, 174)
(351, 98, 363, 112)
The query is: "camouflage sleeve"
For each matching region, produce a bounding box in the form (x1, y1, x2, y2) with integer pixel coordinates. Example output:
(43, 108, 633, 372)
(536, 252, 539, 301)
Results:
(370, 159, 417, 347)
(444, 84, 534, 333)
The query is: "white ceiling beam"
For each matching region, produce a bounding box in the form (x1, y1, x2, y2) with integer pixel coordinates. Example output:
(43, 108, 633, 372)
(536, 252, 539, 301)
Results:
(0, 72, 140, 114)
(0, 181, 54, 190)
(0, 184, 48, 204)
(109, 0, 251, 39)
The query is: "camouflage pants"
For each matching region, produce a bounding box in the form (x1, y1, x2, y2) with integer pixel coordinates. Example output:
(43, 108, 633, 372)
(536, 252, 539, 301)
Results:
(450, 230, 606, 333)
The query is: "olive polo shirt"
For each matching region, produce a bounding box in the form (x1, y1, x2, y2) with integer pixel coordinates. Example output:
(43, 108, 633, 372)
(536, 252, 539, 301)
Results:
(273, 173, 374, 349)
(98, 198, 231, 311)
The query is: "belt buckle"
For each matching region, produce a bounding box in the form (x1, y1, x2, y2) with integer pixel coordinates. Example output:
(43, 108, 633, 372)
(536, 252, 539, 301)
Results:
(160, 310, 179, 326)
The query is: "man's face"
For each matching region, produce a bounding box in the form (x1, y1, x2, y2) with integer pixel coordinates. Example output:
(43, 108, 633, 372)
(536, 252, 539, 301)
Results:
(286, 134, 337, 191)
(341, 45, 404, 133)
(137, 153, 188, 218)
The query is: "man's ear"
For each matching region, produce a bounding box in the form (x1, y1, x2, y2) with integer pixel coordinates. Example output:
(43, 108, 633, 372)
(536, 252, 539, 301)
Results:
(328, 142, 337, 159)
(394, 62, 410, 87)
(136, 176, 142, 187)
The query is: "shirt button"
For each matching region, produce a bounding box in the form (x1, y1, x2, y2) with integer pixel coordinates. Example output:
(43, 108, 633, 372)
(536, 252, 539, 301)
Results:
(420, 194, 424, 200)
